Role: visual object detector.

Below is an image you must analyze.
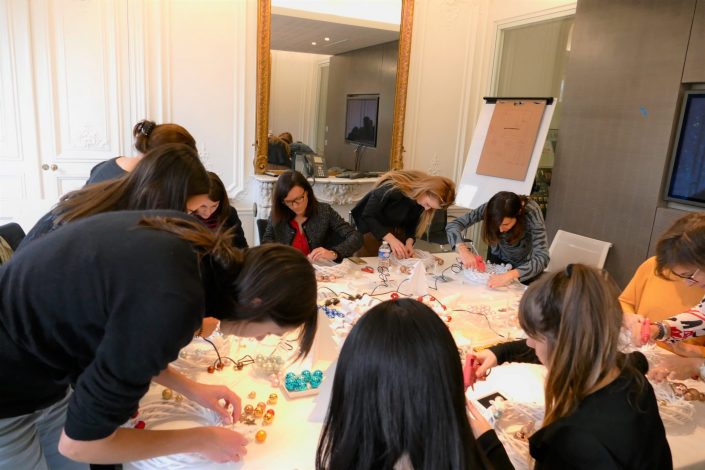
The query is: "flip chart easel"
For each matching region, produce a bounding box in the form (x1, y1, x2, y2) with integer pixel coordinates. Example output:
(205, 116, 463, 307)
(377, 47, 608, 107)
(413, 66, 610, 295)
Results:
(456, 97, 555, 209)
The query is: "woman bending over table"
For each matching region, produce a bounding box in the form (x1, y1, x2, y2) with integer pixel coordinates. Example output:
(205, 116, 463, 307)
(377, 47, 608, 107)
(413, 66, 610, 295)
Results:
(0, 211, 318, 468)
(472, 264, 671, 469)
(191, 171, 248, 249)
(19, 143, 211, 249)
(351, 170, 455, 258)
(446, 191, 549, 288)
(316, 298, 513, 470)
(262, 170, 362, 262)
(86, 119, 196, 185)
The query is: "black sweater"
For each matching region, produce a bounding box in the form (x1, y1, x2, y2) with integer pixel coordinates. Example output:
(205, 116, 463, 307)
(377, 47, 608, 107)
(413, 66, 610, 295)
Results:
(0, 210, 231, 441)
(487, 340, 672, 470)
(351, 186, 424, 241)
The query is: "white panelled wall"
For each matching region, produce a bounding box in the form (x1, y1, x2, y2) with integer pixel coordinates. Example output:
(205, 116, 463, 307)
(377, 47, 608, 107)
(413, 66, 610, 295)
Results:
(0, 0, 574, 244)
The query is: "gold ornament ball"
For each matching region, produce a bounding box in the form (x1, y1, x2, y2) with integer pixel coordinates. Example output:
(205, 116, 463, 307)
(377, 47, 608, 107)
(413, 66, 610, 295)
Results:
(244, 405, 254, 415)
(248, 391, 256, 399)
(262, 414, 273, 425)
(254, 406, 264, 418)
(255, 430, 267, 443)
(161, 389, 173, 400)
(267, 393, 278, 405)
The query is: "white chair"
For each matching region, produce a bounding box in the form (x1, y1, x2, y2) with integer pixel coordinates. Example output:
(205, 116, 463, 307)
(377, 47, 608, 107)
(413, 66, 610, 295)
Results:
(545, 229, 613, 272)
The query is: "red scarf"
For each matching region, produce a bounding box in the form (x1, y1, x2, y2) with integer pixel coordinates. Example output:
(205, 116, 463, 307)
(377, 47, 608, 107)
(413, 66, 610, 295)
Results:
(289, 219, 310, 255)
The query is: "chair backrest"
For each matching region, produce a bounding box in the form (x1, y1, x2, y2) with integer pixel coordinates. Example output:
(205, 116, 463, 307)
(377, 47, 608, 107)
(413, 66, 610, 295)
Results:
(0, 222, 26, 252)
(545, 229, 612, 272)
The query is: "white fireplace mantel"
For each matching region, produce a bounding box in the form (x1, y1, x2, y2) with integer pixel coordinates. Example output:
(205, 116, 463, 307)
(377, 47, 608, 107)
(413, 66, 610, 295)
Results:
(252, 175, 377, 222)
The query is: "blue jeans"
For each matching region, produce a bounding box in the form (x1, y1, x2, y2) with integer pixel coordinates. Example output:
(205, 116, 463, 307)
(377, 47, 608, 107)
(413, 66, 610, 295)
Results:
(0, 390, 88, 470)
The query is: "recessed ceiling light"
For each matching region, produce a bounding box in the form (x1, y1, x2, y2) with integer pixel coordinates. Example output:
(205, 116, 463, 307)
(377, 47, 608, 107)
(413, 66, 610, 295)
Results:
(311, 41, 317, 45)
(324, 37, 330, 41)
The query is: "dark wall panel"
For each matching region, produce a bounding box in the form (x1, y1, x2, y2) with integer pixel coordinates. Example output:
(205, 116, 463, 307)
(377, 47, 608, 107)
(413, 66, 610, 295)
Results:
(325, 41, 398, 171)
(546, 0, 695, 286)
(684, 0, 705, 83)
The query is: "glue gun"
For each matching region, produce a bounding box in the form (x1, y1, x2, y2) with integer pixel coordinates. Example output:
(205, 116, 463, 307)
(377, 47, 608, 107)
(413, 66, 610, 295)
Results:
(463, 353, 478, 390)
(475, 255, 487, 273)
(640, 318, 652, 345)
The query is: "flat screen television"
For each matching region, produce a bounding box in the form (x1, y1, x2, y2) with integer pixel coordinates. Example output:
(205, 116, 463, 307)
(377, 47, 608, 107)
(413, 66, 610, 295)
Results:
(665, 90, 705, 207)
(345, 94, 379, 148)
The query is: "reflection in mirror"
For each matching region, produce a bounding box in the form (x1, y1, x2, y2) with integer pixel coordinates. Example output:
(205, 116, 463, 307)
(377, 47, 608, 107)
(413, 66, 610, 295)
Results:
(256, 0, 412, 175)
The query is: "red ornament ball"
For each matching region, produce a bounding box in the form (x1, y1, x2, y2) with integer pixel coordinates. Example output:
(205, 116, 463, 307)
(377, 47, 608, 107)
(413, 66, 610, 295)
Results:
(134, 420, 146, 429)
(390, 293, 399, 300)
(207, 366, 215, 373)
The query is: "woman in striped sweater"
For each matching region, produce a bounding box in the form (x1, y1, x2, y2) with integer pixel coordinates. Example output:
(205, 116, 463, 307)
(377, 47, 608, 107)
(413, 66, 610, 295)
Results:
(446, 191, 549, 287)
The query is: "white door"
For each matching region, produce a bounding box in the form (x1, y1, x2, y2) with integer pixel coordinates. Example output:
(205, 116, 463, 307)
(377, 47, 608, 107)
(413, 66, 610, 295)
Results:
(0, 0, 134, 230)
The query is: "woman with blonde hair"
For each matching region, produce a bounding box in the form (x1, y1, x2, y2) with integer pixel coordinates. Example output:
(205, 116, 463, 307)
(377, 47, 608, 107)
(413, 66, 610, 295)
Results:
(471, 264, 671, 469)
(351, 170, 455, 258)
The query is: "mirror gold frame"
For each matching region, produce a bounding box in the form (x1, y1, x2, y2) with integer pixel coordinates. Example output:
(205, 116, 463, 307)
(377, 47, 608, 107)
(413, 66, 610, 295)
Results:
(254, 0, 414, 174)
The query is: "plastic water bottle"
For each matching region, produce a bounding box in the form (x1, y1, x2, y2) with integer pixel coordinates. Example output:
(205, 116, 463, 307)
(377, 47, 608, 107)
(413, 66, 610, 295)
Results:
(378, 241, 391, 269)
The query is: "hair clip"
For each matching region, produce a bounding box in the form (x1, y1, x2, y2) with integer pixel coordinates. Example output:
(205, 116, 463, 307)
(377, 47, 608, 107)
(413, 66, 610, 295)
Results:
(139, 120, 156, 137)
(565, 263, 573, 278)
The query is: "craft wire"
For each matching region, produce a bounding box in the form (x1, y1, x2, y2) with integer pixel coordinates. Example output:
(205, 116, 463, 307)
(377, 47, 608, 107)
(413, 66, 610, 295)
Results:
(201, 336, 256, 369)
(451, 309, 506, 338)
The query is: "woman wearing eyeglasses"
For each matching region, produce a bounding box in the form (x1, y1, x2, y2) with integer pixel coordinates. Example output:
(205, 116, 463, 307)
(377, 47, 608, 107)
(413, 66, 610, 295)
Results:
(632, 213, 705, 350)
(262, 170, 362, 262)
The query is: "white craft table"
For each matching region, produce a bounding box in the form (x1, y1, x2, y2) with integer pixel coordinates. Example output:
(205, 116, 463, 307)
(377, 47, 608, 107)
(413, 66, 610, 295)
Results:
(124, 253, 705, 469)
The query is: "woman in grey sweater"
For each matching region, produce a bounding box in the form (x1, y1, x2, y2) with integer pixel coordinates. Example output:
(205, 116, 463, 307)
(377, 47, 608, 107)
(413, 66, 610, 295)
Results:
(446, 191, 549, 287)
(262, 171, 362, 262)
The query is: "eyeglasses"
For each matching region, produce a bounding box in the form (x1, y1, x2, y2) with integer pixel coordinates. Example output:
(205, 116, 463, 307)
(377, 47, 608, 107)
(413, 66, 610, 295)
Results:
(284, 192, 306, 207)
(673, 268, 700, 284)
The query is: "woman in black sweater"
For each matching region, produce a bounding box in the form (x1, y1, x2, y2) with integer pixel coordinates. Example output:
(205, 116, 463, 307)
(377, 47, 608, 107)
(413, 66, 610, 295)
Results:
(0, 211, 317, 467)
(316, 299, 512, 470)
(470, 264, 672, 469)
(262, 170, 362, 262)
(86, 119, 196, 185)
(351, 170, 455, 258)
(19, 143, 211, 249)
(191, 171, 248, 249)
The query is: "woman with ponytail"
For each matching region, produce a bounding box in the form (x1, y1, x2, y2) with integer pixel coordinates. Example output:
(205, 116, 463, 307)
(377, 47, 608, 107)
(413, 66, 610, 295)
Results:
(86, 119, 197, 185)
(470, 264, 671, 469)
(351, 170, 455, 258)
(0, 211, 317, 468)
(446, 191, 549, 287)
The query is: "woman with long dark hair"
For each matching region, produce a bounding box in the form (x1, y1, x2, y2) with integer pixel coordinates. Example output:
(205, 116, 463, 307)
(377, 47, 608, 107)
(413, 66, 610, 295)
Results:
(263, 170, 362, 262)
(86, 119, 197, 184)
(191, 172, 248, 249)
(472, 265, 671, 469)
(351, 170, 455, 258)
(316, 299, 512, 470)
(446, 191, 549, 287)
(0, 212, 317, 467)
(19, 143, 210, 249)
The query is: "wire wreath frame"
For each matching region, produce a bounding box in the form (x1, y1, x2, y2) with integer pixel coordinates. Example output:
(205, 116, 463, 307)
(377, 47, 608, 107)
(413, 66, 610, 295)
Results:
(124, 398, 238, 470)
(463, 262, 512, 284)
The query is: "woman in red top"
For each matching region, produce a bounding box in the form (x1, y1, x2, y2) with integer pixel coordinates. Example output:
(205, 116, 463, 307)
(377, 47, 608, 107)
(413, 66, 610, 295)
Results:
(262, 171, 361, 262)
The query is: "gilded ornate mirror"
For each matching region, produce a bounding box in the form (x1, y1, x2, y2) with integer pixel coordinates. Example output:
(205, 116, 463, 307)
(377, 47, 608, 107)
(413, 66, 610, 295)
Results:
(254, 0, 414, 174)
